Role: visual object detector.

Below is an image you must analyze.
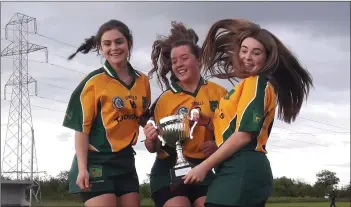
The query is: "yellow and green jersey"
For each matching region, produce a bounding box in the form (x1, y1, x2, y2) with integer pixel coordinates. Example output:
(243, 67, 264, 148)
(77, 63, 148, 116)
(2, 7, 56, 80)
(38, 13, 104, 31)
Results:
(213, 75, 277, 153)
(63, 60, 151, 153)
(153, 78, 227, 159)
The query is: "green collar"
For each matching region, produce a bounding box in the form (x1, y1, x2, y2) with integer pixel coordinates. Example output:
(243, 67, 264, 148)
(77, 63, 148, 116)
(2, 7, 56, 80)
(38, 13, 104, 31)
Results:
(169, 77, 207, 97)
(102, 60, 140, 89)
(102, 60, 140, 79)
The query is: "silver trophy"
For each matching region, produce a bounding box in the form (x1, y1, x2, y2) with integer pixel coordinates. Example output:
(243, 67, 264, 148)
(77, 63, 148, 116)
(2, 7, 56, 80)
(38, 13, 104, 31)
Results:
(147, 109, 199, 184)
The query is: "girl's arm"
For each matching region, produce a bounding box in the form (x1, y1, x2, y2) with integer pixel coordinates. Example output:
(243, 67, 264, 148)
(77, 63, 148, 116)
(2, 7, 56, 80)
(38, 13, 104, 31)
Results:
(75, 131, 89, 171)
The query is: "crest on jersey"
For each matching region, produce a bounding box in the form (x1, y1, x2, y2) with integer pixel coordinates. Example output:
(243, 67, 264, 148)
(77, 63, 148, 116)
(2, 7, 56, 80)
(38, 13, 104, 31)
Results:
(176, 106, 189, 115)
(112, 96, 124, 109)
(209, 101, 219, 112)
(253, 110, 261, 123)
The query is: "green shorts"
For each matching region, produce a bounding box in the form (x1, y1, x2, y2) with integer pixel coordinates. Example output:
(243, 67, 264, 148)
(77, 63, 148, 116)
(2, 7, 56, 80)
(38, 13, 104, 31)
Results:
(205, 151, 273, 206)
(149, 153, 214, 195)
(68, 147, 139, 195)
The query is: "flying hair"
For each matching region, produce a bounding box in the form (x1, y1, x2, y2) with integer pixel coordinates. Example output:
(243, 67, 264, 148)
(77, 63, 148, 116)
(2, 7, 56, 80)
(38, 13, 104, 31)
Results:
(149, 21, 201, 91)
(201, 19, 313, 123)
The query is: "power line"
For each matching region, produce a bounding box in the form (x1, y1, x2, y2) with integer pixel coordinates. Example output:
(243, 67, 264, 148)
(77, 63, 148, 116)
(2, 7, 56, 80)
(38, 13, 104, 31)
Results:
(1, 96, 349, 150)
(2, 56, 86, 75)
(278, 138, 329, 147)
(2, 56, 162, 96)
(274, 124, 349, 135)
(0, 77, 75, 93)
(35, 33, 78, 48)
(1, 99, 65, 113)
(38, 81, 74, 92)
(1, 27, 78, 49)
(297, 117, 350, 131)
(31, 104, 65, 113)
(35, 95, 68, 104)
(1, 99, 346, 150)
(2, 27, 156, 76)
(2, 29, 349, 133)
(292, 123, 349, 133)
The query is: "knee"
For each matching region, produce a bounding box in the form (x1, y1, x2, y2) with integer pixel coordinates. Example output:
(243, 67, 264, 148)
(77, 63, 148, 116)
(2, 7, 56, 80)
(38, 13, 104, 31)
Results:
(193, 196, 206, 207)
(164, 196, 191, 207)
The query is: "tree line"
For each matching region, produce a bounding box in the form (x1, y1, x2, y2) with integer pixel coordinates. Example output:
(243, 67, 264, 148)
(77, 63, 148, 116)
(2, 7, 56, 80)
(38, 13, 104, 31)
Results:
(2, 169, 350, 203)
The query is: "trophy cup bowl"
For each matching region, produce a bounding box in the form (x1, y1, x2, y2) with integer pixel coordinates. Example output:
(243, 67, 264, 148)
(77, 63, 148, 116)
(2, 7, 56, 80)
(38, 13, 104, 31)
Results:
(147, 109, 199, 185)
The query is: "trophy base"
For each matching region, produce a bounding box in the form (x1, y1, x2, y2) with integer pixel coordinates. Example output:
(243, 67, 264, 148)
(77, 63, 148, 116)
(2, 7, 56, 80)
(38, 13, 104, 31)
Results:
(170, 164, 192, 186)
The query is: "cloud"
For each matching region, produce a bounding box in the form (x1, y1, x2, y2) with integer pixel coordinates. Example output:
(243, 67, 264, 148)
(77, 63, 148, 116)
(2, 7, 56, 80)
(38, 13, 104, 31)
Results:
(325, 162, 351, 168)
(1, 2, 349, 186)
(56, 132, 72, 142)
(268, 142, 350, 186)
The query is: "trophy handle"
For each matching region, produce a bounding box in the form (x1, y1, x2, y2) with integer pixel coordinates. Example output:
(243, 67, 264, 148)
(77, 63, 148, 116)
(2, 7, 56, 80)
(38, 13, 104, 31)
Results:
(189, 109, 199, 139)
(146, 119, 166, 146)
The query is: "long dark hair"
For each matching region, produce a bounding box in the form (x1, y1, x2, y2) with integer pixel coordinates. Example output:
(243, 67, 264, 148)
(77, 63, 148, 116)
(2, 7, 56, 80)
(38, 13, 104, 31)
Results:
(148, 21, 201, 91)
(67, 19, 133, 60)
(202, 19, 313, 123)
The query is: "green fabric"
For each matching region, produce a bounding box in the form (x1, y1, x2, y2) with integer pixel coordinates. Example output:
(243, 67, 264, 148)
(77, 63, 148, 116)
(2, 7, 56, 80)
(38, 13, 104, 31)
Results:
(62, 69, 104, 133)
(68, 148, 137, 194)
(150, 154, 215, 194)
(238, 76, 267, 133)
(206, 151, 273, 206)
(169, 77, 207, 97)
(103, 60, 139, 89)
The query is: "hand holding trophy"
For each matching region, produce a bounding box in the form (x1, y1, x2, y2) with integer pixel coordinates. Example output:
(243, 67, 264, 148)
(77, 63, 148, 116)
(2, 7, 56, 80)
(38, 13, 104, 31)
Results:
(147, 108, 200, 185)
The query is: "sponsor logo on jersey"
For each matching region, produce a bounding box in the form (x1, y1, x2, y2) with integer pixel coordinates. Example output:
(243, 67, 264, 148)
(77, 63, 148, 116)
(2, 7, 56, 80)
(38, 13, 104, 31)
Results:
(114, 114, 140, 123)
(125, 95, 137, 101)
(192, 101, 204, 106)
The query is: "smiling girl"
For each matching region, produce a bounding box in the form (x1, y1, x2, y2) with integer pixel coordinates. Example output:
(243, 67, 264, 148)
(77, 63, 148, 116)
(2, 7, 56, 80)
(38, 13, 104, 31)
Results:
(143, 21, 227, 207)
(183, 19, 313, 207)
(63, 19, 151, 207)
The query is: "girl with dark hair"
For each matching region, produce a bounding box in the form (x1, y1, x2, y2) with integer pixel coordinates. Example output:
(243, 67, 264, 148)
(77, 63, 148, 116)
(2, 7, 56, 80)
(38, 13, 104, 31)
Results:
(143, 21, 227, 207)
(183, 19, 313, 207)
(63, 19, 151, 207)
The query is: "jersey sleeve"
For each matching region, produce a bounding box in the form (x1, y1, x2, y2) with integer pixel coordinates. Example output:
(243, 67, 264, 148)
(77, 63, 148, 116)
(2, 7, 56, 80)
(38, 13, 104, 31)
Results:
(138, 77, 152, 127)
(63, 78, 97, 134)
(153, 96, 162, 123)
(235, 76, 270, 134)
(218, 86, 228, 100)
(145, 78, 152, 112)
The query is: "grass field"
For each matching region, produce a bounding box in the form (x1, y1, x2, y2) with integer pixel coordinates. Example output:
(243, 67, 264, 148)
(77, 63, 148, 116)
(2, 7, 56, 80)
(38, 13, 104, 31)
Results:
(34, 200, 350, 207)
(266, 202, 349, 207)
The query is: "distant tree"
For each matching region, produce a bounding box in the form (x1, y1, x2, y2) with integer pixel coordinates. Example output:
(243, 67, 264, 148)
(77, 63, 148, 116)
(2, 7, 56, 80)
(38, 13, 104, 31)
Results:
(272, 177, 296, 197)
(57, 171, 69, 184)
(142, 173, 151, 184)
(315, 170, 340, 196)
(338, 182, 351, 199)
(139, 182, 151, 199)
(1, 175, 11, 181)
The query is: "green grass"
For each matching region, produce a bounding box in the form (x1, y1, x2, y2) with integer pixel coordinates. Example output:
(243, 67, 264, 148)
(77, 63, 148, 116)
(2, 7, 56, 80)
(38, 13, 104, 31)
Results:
(267, 202, 349, 207)
(33, 200, 350, 207)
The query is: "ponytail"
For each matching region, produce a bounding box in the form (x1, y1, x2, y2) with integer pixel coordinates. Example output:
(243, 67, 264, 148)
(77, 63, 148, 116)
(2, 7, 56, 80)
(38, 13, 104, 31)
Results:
(67, 36, 96, 60)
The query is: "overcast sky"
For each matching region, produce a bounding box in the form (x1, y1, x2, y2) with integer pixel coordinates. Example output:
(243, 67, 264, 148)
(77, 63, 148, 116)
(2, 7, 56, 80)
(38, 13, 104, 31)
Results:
(1, 2, 350, 186)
